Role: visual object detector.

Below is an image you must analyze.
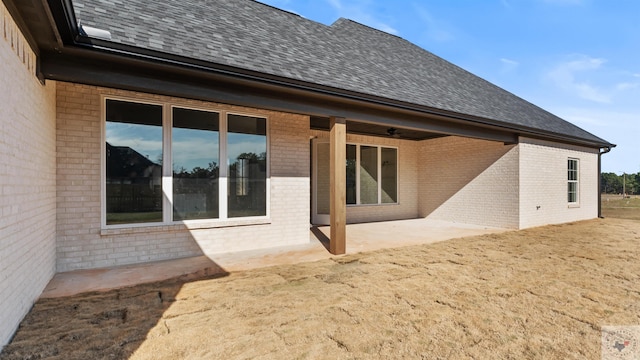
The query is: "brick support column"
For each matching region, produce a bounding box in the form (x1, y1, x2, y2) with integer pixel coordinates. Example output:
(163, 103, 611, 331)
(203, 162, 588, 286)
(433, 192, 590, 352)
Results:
(329, 117, 346, 255)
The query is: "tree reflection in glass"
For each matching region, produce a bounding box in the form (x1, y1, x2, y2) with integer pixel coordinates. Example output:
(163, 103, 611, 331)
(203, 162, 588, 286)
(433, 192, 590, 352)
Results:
(172, 108, 220, 220)
(228, 114, 267, 218)
(105, 99, 163, 225)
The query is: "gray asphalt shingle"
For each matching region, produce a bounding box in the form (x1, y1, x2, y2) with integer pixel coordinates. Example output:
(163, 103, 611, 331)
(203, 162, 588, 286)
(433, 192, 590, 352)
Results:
(73, 0, 609, 145)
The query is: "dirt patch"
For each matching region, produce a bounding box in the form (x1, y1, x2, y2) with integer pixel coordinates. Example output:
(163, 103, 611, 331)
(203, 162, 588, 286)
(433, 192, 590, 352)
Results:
(3, 217, 640, 359)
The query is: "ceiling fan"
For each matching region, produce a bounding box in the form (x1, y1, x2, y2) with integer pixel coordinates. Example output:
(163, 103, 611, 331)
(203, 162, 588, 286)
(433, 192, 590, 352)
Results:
(386, 127, 401, 138)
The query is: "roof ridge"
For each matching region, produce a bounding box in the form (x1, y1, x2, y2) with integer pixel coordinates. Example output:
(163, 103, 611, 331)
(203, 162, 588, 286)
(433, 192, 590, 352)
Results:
(331, 17, 403, 39)
(252, 0, 302, 18)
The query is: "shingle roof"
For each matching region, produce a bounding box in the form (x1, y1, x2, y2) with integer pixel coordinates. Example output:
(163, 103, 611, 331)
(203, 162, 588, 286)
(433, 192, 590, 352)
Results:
(72, 0, 609, 146)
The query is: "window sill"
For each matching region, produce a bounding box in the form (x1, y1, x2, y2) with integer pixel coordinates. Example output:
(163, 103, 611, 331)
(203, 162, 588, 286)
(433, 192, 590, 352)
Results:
(568, 203, 580, 209)
(100, 217, 271, 236)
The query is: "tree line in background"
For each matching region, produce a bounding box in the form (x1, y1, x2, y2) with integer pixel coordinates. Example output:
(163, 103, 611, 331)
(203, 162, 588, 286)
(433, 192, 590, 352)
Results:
(601, 172, 640, 195)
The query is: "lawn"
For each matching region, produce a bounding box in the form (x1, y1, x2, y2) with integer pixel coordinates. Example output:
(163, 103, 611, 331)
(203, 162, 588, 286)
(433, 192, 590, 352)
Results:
(602, 194, 640, 220)
(2, 208, 640, 359)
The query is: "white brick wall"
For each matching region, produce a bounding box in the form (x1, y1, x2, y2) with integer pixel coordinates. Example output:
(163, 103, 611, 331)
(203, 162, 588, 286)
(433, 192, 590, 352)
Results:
(518, 137, 598, 228)
(310, 130, 420, 223)
(418, 136, 520, 228)
(56, 82, 310, 271)
(0, 4, 57, 348)
(54, 82, 603, 274)
(417, 136, 599, 229)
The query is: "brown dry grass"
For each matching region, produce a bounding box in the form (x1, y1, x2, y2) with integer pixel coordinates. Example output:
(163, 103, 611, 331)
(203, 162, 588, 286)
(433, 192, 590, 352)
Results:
(2, 209, 640, 359)
(602, 194, 640, 220)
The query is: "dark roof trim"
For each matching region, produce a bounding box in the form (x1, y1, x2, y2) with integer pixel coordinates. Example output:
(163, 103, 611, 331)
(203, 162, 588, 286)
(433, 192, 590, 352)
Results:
(41, 47, 518, 144)
(46, 0, 78, 45)
(42, 0, 614, 149)
(1, 0, 39, 53)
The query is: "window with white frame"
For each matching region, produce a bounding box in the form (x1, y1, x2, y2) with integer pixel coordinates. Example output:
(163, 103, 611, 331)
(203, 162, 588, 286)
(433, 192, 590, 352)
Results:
(104, 98, 267, 226)
(567, 158, 579, 204)
(345, 144, 398, 205)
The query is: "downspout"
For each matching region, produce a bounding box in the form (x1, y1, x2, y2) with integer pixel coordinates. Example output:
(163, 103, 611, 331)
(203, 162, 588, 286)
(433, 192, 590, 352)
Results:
(598, 145, 614, 218)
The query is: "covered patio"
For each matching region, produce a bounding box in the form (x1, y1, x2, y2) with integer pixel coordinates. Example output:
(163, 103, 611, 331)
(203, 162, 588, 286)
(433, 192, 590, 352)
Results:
(41, 219, 509, 298)
(310, 115, 518, 255)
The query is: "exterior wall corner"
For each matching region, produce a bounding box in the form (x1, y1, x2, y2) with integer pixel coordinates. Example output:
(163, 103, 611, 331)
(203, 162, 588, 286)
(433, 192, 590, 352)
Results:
(518, 137, 599, 228)
(0, 2, 57, 348)
(417, 136, 520, 229)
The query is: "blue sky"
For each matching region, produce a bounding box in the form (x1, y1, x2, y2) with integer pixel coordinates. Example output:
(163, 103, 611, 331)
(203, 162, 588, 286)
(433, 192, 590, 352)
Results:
(260, 0, 639, 174)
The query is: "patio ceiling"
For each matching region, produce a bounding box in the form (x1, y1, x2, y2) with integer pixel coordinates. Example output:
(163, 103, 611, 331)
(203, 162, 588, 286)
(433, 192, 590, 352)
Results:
(311, 116, 448, 141)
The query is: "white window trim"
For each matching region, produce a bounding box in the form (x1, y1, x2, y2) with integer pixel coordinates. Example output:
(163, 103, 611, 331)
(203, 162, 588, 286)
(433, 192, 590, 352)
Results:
(100, 95, 166, 229)
(347, 142, 399, 207)
(101, 95, 270, 230)
(568, 158, 579, 207)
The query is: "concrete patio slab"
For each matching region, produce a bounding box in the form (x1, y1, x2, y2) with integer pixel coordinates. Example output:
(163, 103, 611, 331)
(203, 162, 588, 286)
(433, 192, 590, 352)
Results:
(40, 218, 509, 298)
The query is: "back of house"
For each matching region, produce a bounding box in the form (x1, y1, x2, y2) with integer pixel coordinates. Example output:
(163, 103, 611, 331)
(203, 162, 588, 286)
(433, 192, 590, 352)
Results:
(0, 0, 613, 349)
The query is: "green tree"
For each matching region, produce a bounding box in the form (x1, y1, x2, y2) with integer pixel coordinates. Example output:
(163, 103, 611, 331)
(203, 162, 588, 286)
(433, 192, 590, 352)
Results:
(626, 173, 639, 195)
(601, 172, 622, 194)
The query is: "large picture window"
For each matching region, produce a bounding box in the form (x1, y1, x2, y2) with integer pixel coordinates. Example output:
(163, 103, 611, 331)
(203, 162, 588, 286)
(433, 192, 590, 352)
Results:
(568, 158, 579, 204)
(346, 144, 398, 205)
(104, 98, 268, 226)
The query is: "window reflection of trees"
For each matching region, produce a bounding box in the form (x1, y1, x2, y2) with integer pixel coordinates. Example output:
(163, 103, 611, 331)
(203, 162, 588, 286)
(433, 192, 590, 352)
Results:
(173, 161, 219, 220)
(229, 152, 267, 217)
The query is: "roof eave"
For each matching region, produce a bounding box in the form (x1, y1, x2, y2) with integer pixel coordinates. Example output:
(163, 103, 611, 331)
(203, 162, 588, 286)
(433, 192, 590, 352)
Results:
(35, 0, 615, 149)
(72, 36, 616, 148)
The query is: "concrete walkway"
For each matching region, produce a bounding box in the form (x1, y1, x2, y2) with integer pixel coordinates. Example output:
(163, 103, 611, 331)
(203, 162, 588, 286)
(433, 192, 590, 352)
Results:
(40, 219, 509, 298)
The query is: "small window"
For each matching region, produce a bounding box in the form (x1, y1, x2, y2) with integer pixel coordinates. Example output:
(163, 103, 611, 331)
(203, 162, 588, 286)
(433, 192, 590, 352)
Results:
(568, 159, 579, 203)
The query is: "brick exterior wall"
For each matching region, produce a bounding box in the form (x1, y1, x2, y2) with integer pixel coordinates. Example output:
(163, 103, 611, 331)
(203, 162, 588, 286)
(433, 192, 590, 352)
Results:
(518, 137, 599, 228)
(310, 130, 419, 223)
(417, 136, 599, 229)
(0, 4, 57, 348)
(418, 136, 520, 229)
(56, 82, 310, 272)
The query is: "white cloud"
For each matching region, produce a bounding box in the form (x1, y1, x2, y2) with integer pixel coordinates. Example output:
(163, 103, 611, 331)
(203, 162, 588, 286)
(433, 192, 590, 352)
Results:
(552, 107, 640, 172)
(559, 111, 607, 127)
(547, 55, 612, 103)
(542, 0, 584, 5)
(325, 0, 399, 35)
(500, 58, 519, 72)
(574, 83, 611, 103)
(616, 82, 639, 91)
(327, 0, 342, 10)
(566, 56, 606, 71)
(413, 4, 454, 42)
